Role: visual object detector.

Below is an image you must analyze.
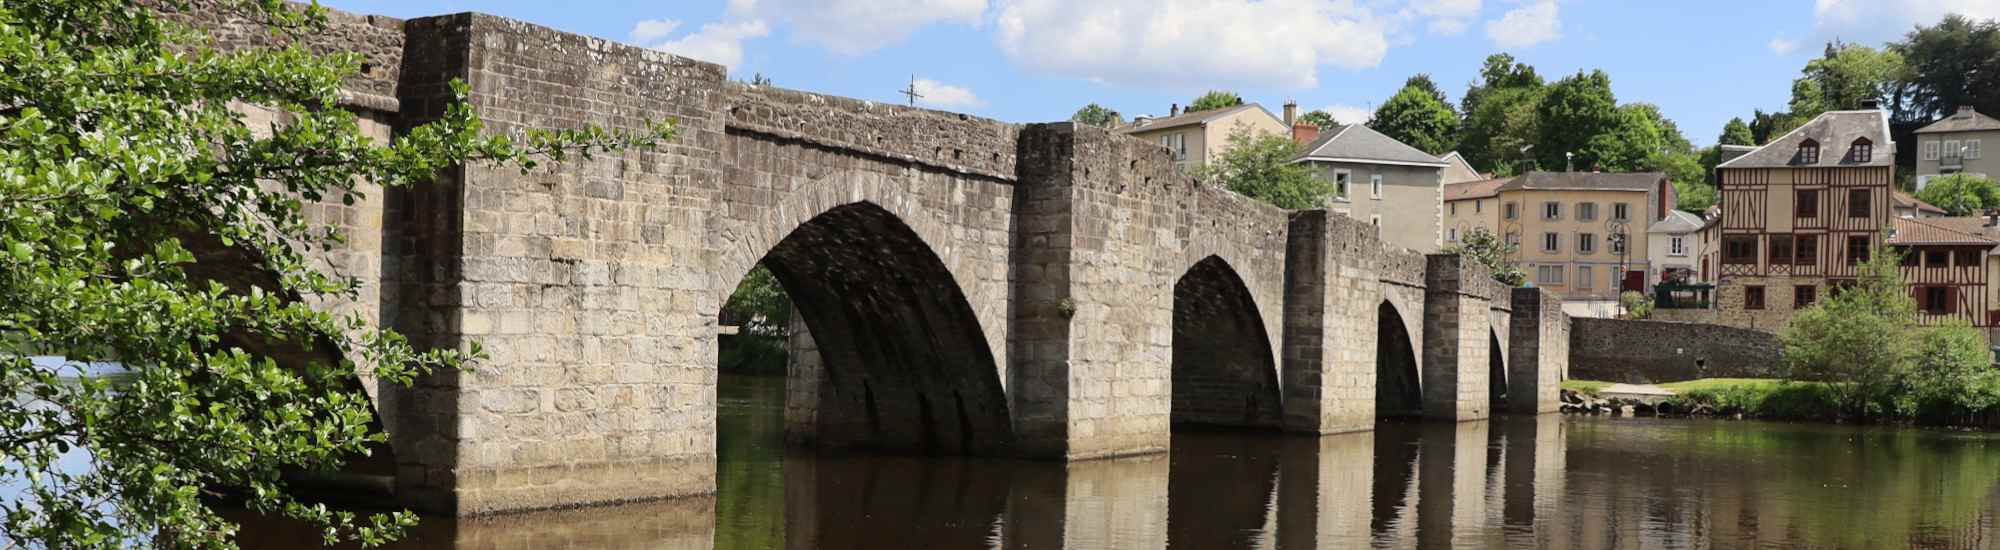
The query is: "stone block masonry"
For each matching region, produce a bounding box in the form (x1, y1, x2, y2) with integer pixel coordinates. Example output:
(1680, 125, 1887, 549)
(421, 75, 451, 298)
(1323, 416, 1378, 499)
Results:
(1507, 288, 1569, 414)
(179, 3, 1573, 515)
(1569, 318, 1781, 383)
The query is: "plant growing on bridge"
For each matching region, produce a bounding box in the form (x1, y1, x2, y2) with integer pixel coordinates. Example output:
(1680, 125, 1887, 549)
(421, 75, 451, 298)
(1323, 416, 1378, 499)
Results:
(1189, 127, 1332, 210)
(0, 1, 670, 548)
(1443, 228, 1526, 287)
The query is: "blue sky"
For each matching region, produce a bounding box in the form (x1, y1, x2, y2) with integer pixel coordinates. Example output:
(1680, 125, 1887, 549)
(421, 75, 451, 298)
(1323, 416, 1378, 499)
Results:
(318, 0, 2000, 149)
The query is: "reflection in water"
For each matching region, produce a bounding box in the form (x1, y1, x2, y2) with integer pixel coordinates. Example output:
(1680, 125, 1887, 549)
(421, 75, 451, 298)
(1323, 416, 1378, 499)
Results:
(213, 374, 2000, 549)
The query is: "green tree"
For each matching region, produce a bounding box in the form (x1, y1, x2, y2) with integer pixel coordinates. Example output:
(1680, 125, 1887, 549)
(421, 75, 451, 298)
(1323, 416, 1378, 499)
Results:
(1892, 15, 2000, 121)
(0, 2, 670, 547)
(1369, 75, 1460, 155)
(1186, 90, 1244, 113)
(1298, 109, 1340, 130)
(1906, 319, 2000, 420)
(1459, 54, 1545, 172)
(1750, 109, 1806, 145)
(1583, 103, 1672, 172)
(722, 265, 793, 337)
(1913, 173, 2000, 215)
(1190, 128, 1331, 209)
(1443, 228, 1526, 287)
(1788, 41, 1906, 119)
(1779, 242, 1919, 417)
(1719, 117, 1755, 146)
(1535, 70, 1622, 170)
(1675, 179, 1718, 212)
(1070, 103, 1123, 127)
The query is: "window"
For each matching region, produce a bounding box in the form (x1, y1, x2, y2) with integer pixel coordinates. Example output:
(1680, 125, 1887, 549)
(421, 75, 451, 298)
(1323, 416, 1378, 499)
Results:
(1670, 236, 1686, 256)
(1945, 140, 1963, 161)
(1611, 232, 1627, 255)
(1160, 133, 1187, 159)
(1847, 235, 1871, 265)
(1370, 174, 1384, 199)
(1505, 202, 1518, 220)
(1505, 231, 1521, 247)
(1795, 285, 1817, 308)
(1926, 249, 1948, 267)
(1543, 201, 1562, 220)
(1476, 199, 1484, 213)
(1745, 286, 1766, 310)
(1769, 234, 1794, 265)
(1371, 215, 1381, 227)
(1450, 202, 1458, 215)
(1969, 139, 1983, 160)
(1851, 137, 1873, 163)
(1795, 234, 1818, 265)
(1536, 264, 1565, 285)
(1799, 138, 1820, 164)
(1848, 189, 1871, 218)
(1923, 140, 1940, 161)
(1922, 286, 1954, 315)
(1903, 247, 1922, 267)
(1796, 189, 1819, 218)
(1613, 202, 1631, 221)
(1723, 235, 1759, 265)
(1448, 228, 1459, 242)
(1577, 266, 1595, 289)
(1543, 232, 1561, 252)
(1578, 232, 1597, 254)
(1578, 202, 1598, 221)
(1957, 248, 1980, 267)
(1334, 170, 1352, 200)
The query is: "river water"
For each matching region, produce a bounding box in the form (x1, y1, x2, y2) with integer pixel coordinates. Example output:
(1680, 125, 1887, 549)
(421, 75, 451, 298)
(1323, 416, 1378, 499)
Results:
(92, 374, 2000, 548)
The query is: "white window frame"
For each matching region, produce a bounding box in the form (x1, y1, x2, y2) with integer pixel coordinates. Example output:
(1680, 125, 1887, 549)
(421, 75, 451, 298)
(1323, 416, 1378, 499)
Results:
(1505, 232, 1521, 247)
(1476, 199, 1484, 213)
(1923, 140, 1940, 161)
(1577, 265, 1595, 290)
(1613, 202, 1631, 221)
(1578, 232, 1596, 254)
(1370, 174, 1384, 199)
(1536, 264, 1565, 285)
(1670, 235, 1686, 256)
(1160, 133, 1186, 160)
(1505, 202, 1517, 220)
(1543, 201, 1562, 220)
(1945, 139, 1963, 161)
(1969, 139, 1983, 160)
(1449, 202, 1457, 215)
(1370, 214, 1381, 227)
(1448, 228, 1459, 242)
(1543, 232, 1560, 252)
(1334, 169, 1352, 201)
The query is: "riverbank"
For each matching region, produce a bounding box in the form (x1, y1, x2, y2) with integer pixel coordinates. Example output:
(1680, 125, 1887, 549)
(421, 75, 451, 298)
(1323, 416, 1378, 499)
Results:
(1561, 378, 2000, 428)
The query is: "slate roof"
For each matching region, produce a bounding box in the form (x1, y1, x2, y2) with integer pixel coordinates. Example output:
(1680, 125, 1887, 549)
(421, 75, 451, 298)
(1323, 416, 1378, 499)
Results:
(1117, 104, 1280, 133)
(1495, 171, 1666, 192)
(1647, 209, 1705, 234)
(1443, 177, 1511, 201)
(1915, 107, 2000, 134)
(1892, 190, 1947, 216)
(1292, 125, 1448, 167)
(1439, 151, 1485, 183)
(1888, 216, 1998, 246)
(1717, 110, 1893, 169)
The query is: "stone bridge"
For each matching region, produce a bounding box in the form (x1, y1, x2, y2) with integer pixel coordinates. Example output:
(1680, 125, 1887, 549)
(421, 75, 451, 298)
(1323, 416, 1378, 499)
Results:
(186, 6, 1570, 516)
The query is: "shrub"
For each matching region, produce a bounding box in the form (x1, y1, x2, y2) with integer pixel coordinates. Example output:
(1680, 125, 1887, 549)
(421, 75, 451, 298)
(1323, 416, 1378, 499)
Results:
(1620, 290, 1654, 319)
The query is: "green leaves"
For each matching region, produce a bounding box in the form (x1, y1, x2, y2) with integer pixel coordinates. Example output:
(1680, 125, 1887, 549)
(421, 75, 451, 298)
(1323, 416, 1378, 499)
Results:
(1443, 228, 1525, 287)
(1913, 174, 2000, 216)
(0, 0, 671, 548)
(1189, 127, 1331, 210)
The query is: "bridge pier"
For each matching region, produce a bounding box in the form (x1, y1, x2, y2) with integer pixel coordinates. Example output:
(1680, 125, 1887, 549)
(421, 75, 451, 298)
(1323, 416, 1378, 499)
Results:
(1421, 255, 1500, 422)
(1507, 288, 1570, 414)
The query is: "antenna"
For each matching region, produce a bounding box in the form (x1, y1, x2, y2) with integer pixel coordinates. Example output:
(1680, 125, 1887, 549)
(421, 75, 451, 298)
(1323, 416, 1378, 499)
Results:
(899, 74, 923, 107)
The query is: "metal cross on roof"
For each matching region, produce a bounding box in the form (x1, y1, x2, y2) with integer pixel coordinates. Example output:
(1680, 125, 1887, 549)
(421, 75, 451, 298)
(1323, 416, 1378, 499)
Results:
(899, 75, 923, 107)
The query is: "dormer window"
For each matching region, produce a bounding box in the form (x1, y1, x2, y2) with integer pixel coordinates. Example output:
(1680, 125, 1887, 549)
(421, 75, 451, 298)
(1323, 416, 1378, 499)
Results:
(1851, 137, 1872, 163)
(1799, 138, 1821, 164)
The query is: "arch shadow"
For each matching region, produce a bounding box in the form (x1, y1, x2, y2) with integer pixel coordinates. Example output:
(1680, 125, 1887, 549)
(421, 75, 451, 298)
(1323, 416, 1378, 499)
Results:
(719, 200, 1013, 455)
(1170, 255, 1283, 430)
(1375, 301, 1422, 419)
(1488, 330, 1507, 412)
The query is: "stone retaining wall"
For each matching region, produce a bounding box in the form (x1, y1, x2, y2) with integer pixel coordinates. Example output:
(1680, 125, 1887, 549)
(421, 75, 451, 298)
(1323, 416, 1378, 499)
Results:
(1569, 318, 1782, 383)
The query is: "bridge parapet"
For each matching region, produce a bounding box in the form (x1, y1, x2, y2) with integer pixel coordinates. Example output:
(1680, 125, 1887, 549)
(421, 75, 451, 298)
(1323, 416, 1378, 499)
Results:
(723, 83, 1019, 181)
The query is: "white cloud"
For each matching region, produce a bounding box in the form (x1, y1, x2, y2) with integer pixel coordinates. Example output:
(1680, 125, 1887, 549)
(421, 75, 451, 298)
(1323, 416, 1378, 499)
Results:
(911, 78, 985, 108)
(631, 19, 771, 69)
(1814, 0, 2000, 40)
(729, 0, 987, 55)
(1410, 0, 1481, 36)
(1484, 0, 1560, 49)
(993, 0, 1392, 89)
(1317, 104, 1376, 126)
(1769, 35, 1800, 55)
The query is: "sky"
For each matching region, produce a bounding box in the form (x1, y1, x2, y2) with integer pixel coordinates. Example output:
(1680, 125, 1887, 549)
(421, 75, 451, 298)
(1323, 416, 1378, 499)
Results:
(317, 0, 2000, 149)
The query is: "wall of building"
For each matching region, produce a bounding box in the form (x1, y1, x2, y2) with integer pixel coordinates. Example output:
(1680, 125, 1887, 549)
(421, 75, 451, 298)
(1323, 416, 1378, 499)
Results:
(1442, 196, 1500, 245)
(1315, 161, 1445, 252)
(1502, 188, 1655, 301)
(1647, 229, 1704, 284)
(1202, 109, 1287, 163)
(1569, 318, 1782, 383)
(1916, 130, 2000, 180)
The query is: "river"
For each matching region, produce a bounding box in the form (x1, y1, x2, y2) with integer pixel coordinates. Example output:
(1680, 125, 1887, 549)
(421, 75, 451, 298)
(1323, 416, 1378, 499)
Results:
(48, 373, 2000, 548)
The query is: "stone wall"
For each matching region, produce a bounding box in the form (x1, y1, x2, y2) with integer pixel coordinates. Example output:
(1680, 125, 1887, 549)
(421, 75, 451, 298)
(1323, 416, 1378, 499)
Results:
(1281, 211, 1386, 433)
(1507, 288, 1568, 413)
(1421, 254, 1496, 421)
(1569, 318, 1782, 383)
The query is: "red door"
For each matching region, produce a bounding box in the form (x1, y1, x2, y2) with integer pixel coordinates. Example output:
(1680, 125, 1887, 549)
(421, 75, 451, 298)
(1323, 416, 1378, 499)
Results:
(1622, 270, 1645, 292)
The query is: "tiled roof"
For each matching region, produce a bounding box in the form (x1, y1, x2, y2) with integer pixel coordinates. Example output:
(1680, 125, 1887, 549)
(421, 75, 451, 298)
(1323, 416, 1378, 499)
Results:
(1647, 209, 1704, 234)
(1444, 177, 1511, 201)
(1915, 107, 2000, 134)
(1888, 216, 1998, 246)
(1892, 190, 1947, 215)
(1116, 103, 1278, 133)
(1496, 171, 1666, 192)
(1293, 124, 1448, 167)
(1717, 110, 1893, 169)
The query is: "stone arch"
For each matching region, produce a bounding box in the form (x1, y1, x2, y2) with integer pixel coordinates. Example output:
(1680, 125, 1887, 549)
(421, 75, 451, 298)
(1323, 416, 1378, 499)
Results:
(1375, 300, 1423, 419)
(715, 197, 1013, 454)
(1171, 255, 1283, 429)
(1488, 329, 1508, 412)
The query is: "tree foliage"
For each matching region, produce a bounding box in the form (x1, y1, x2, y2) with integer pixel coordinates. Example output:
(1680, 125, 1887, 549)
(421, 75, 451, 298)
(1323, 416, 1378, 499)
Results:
(1190, 128, 1331, 210)
(1718, 117, 1755, 146)
(1788, 41, 1906, 119)
(721, 265, 792, 337)
(1535, 70, 1623, 170)
(1780, 244, 1919, 416)
(1913, 173, 2000, 216)
(1458, 54, 1544, 173)
(0, 1, 670, 547)
(1893, 15, 2000, 121)
(1369, 74, 1460, 155)
(1069, 103, 1123, 128)
(1443, 228, 1525, 287)
(1297, 109, 1339, 130)
(1186, 90, 1243, 113)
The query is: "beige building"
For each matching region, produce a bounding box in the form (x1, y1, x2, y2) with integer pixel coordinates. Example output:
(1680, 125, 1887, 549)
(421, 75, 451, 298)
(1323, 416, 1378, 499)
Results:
(1914, 106, 2000, 189)
(1117, 103, 1288, 172)
(1444, 172, 1674, 315)
(1439, 151, 1484, 184)
(1647, 209, 1707, 285)
(1292, 125, 1449, 251)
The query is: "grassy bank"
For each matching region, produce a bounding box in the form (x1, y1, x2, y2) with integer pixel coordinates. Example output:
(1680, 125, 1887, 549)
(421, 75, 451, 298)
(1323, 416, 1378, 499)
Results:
(1660, 379, 1842, 420)
(1561, 379, 1612, 396)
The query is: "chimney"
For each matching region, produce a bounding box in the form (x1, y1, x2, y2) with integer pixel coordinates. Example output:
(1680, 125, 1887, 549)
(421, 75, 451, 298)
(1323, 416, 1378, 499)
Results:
(1292, 123, 1319, 145)
(1960, 105, 1978, 118)
(1170, 103, 1180, 117)
(1283, 100, 1298, 127)
(1861, 98, 1881, 110)
(1988, 208, 1998, 227)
